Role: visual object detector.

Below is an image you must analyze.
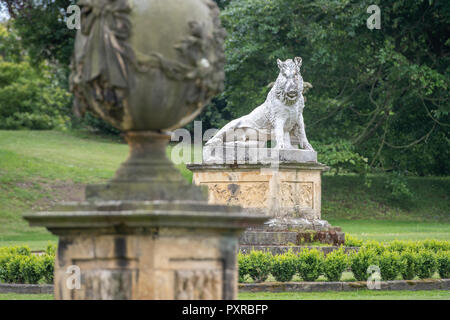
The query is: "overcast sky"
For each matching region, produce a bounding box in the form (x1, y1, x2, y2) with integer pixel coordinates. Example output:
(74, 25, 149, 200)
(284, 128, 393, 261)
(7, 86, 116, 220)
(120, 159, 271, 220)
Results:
(0, 4, 10, 22)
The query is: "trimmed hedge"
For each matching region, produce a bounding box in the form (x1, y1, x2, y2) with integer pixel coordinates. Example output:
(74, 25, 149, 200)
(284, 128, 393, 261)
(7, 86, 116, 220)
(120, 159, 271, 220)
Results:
(239, 239, 450, 283)
(436, 250, 450, 279)
(400, 250, 419, 280)
(416, 250, 437, 279)
(344, 234, 363, 247)
(237, 251, 250, 283)
(0, 245, 55, 284)
(323, 247, 349, 281)
(296, 248, 324, 282)
(350, 247, 378, 281)
(347, 237, 450, 254)
(376, 251, 401, 281)
(246, 250, 273, 283)
(271, 250, 297, 282)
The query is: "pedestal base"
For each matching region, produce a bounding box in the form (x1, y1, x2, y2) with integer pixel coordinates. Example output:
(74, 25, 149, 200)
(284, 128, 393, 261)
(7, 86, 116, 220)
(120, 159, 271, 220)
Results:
(24, 201, 266, 300)
(187, 162, 345, 246)
(241, 218, 345, 247)
(203, 146, 318, 164)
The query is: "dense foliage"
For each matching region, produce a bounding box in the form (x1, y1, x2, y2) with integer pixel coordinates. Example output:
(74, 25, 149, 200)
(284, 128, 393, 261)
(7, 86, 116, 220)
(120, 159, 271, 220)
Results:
(271, 250, 297, 282)
(323, 247, 349, 281)
(1, 0, 76, 66)
(246, 250, 273, 282)
(0, 240, 448, 285)
(0, 25, 71, 130)
(296, 248, 324, 281)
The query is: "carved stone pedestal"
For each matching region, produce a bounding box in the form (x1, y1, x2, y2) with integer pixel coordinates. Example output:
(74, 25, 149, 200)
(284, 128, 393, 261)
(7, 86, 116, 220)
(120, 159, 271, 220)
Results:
(188, 159, 345, 246)
(25, 201, 265, 300)
(187, 162, 327, 220)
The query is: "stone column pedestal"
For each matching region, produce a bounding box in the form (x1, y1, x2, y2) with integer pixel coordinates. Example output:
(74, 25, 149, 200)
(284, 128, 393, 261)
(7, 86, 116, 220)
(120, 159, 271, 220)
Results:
(24, 201, 266, 300)
(187, 162, 328, 222)
(187, 148, 345, 246)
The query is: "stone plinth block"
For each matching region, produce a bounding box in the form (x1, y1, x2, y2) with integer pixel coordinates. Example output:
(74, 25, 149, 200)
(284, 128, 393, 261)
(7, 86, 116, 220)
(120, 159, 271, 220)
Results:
(24, 201, 266, 300)
(187, 162, 328, 221)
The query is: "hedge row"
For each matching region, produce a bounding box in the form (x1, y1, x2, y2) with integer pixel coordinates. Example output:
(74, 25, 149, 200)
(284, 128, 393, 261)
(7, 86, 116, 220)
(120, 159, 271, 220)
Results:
(344, 236, 450, 252)
(239, 240, 450, 283)
(0, 244, 55, 284)
(1, 239, 448, 285)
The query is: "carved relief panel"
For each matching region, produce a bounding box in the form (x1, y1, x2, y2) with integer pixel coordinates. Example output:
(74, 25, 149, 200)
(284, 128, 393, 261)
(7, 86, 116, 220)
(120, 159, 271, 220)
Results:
(205, 182, 269, 207)
(175, 270, 222, 300)
(281, 182, 314, 209)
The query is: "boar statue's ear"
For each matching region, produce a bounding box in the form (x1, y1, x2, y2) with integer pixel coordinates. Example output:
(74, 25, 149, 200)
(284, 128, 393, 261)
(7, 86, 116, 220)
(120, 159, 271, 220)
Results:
(277, 59, 284, 70)
(294, 57, 302, 68)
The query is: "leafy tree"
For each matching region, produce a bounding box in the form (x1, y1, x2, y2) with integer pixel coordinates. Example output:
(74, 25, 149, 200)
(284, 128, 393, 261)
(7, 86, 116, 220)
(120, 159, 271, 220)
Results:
(0, 25, 71, 130)
(2, 0, 76, 66)
(0, 23, 21, 62)
(214, 0, 231, 10)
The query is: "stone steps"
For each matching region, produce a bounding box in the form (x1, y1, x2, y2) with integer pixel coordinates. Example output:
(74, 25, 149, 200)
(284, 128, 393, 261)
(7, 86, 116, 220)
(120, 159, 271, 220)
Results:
(239, 228, 346, 246)
(239, 245, 359, 256)
(239, 279, 450, 292)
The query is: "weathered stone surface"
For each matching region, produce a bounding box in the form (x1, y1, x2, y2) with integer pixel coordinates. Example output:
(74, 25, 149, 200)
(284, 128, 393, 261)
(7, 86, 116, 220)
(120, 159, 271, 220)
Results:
(4, 279, 447, 296)
(71, 0, 226, 132)
(314, 230, 346, 246)
(239, 232, 298, 246)
(188, 162, 348, 247)
(239, 227, 345, 247)
(0, 284, 54, 294)
(239, 246, 359, 256)
(205, 58, 314, 151)
(24, 202, 266, 300)
(261, 217, 331, 231)
(203, 146, 317, 164)
(188, 163, 328, 221)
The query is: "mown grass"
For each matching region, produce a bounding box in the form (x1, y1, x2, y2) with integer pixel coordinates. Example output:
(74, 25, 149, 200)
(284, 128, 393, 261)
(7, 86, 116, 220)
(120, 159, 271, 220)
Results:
(323, 174, 449, 222)
(239, 290, 450, 300)
(0, 293, 54, 300)
(0, 130, 448, 250)
(329, 219, 450, 242)
(0, 130, 128, 249)
(0, 290, 448, 300)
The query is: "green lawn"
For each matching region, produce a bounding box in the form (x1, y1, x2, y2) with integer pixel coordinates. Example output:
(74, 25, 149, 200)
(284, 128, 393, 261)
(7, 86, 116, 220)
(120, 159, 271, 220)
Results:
(323, 174, 449, 222)
(0, 293, 54, 300)
(0, 130, 448, 250)
(329, 219, 450, 242)
(239, 290, 450, 300)
(1, 290, 448, 300)
(0, 130, 128, 250)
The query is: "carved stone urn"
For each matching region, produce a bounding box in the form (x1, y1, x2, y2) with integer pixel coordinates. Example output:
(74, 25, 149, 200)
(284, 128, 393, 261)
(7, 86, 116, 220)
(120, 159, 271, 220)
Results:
(24, 0, 266, 300)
